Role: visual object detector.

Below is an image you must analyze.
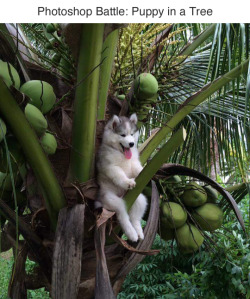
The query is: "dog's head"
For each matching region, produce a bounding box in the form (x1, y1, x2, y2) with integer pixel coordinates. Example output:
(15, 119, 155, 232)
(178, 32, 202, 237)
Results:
(103, 114, 139, 159)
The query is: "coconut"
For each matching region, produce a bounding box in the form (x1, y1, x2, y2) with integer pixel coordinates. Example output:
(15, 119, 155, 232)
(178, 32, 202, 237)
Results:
(20, 80, 56, 114)
(0, 60, 20, 89)
(40, 133, 57, 155)
(166, 175, 182, 184)
(192, 203, 223, 231)
(134, 73, 158, 100)
(204, 185, 218, 203)
(24, 104, 48, 136)
(176, 223, 204, 253)
(46, 23, 56, 34)
(52, 23, 60, 30)
(181, 182, 207, 207)
(117, 94, 125, 101)
(161, 202, 187, 229)
(0, 118, 7, 143)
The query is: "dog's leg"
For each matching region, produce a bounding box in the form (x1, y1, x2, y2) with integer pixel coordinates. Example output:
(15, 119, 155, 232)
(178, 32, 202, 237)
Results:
(103, 192, 138, 242)
(129, 194, 147, 240)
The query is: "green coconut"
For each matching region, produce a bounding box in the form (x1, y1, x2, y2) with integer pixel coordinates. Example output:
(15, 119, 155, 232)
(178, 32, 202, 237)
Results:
(134, 73, 158, 100)
(0, 137, 25, 173)
(24, 104, 48, 136)
(192, 203, 223, 231)
(52, 23, 60, 30)
(181, 182, 207, 207)
(117, 94, 126, 101)
(203, 185, 218, 203)
(0, 60, 20, 89)
(40, 133, 57, 155)
(176, 223, 204, 254)
(0, 118, 7, 143)
(46, 23, 56, 34)
(161, 202, 187, 229)
(20, 80, 56, 114)
(166, 175, 182, 184)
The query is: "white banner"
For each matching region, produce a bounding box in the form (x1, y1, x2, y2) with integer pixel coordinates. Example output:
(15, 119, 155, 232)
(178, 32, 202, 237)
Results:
(0, 0, 250, 23)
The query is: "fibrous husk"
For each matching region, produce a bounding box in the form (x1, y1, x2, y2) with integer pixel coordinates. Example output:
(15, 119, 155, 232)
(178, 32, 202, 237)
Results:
(192, 203, 223, 231)
(0, 59, 20, 89)
(40, 132, 57, 155)
(181, 182, 207, 207)
(161, 202, 187, 229)
(46, 23, 56, 34)
(175, 223, 204, 254)
(20, 80, 56, 114)
(24, 104, 48, 136)
(165, 175, 182, 184)
(203, 185, 218, 203)
(134, 73, 158, 100)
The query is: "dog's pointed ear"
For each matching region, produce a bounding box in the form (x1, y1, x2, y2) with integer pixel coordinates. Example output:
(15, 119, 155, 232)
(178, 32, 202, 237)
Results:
(130, 113, 138, 125)
(108, 115, 120, 130)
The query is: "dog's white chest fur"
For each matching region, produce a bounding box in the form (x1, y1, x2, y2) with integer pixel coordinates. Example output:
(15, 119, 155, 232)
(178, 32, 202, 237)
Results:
(96, 114, 147, 242)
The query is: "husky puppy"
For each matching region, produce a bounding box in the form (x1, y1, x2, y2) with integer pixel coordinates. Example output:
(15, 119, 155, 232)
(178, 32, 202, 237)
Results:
(97, 114, 147, 242)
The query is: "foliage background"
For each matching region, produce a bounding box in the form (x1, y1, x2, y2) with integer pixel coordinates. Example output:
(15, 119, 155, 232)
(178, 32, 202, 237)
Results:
(0, 22, 249, 298)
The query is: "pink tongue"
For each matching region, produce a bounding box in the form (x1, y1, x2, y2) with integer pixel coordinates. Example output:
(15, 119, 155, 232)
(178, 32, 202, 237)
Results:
(124, 148, 132, 159)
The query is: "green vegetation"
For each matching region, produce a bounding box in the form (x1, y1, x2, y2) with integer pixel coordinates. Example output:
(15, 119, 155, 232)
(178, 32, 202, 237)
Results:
(0, 254, 50, 298)
(118, 199, 250, 299)
(0, 23, 249, 298)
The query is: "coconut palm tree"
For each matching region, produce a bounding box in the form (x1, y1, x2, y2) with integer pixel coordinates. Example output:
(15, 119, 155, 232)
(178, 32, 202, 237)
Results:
(0, 23, 249, 298)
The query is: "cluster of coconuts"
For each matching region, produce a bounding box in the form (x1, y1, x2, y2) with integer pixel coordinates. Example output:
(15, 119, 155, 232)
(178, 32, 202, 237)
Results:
(160, 178, 223, 254)
(0, 59, 58, 157)
(0, 62, 24, 222)
(45, 23, 62, 51)
(0, 59, 59, 226)
(44, 24, 74, 79)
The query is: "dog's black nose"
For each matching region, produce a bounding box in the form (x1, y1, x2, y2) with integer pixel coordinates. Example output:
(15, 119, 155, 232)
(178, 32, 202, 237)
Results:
(129, 142, 134, 148)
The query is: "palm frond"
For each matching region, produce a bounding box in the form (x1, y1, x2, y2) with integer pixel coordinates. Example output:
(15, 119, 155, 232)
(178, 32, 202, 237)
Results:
(117, 24, 250, 183)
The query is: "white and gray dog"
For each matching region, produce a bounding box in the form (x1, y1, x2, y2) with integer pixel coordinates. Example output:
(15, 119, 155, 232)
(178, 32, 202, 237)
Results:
(96, 114, 147, 242)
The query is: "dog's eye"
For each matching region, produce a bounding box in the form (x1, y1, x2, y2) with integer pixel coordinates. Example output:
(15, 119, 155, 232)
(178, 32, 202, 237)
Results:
(120, 134, 126, 137)
(131, 134, 134, 136)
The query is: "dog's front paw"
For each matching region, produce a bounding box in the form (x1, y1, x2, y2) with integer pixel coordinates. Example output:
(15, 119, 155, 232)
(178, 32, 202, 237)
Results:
(138, 231, 144, 240)
(127, 178, 136, 190)
(132, 222, 144, 240)
(126, 228, 138, 242)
